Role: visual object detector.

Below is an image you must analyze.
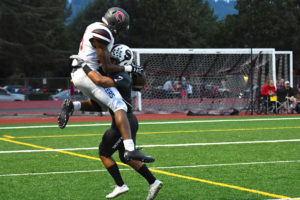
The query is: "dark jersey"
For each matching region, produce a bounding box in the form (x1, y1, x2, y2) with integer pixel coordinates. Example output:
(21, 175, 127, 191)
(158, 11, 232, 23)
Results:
(109, 72, 133, 114)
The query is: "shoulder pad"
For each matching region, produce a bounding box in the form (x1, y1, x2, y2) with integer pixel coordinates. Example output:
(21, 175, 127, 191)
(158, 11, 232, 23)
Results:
(91, 28, 111, 45)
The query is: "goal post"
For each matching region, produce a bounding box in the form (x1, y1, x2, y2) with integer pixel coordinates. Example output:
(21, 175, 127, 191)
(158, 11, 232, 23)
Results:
(131, 48, 291, 113)
(275, 51, 293, 87)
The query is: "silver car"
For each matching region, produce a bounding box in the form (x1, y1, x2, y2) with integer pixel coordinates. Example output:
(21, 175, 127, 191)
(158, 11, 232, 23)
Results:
(48, 89, 88, 101)
(0, 87, 25, 101)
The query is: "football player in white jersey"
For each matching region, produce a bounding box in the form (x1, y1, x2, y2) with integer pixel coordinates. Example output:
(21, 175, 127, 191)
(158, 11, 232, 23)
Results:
(58, 7, 154, 163)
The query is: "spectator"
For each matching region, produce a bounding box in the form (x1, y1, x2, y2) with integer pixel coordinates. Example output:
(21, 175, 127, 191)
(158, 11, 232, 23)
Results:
(173, 76, 181, 92)
(279, 81, 297, 112)
(260, 80, 276, 113)
(163, 79, 175, 98)
(163, 80, 174, 91)
(180, 76, 188, 100)
(276, 78, 285, 90)
(187, 82, 193, 98)
(260, 80, 276, 98)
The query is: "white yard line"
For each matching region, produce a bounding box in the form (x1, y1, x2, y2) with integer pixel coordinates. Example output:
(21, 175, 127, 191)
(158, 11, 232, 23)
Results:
(0, 117, 299, 130)
(1, 138, 300, 154)
(1, 160, 299, 177)
(139, 139, 300, 148)
(0, 169, 130, 177)
(150, 160, 300, 170)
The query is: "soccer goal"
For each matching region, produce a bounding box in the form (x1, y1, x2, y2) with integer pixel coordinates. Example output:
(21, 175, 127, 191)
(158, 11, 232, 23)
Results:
(131, 48, 292, 113)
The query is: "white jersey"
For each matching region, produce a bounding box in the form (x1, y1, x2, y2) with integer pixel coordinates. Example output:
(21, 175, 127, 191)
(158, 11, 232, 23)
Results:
(76, 22, 114, 71)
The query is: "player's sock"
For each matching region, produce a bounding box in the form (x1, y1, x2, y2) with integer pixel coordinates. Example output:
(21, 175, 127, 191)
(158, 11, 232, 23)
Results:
(73, 101, 81, 111)
(107, 164, 124, 186)
(123, 139, 135, 151)
(136, 164, 156, 185)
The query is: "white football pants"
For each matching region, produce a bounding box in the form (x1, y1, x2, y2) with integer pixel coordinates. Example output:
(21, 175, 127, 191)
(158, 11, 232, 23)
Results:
(71, 68, 127, 113)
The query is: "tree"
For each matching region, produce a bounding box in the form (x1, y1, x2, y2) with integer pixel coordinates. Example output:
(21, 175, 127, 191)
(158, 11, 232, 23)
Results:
(128, 0, 218, 48)
(67, 0, 218, 49)
(214, 0, 300, 71)
(0, 0, 72, 79)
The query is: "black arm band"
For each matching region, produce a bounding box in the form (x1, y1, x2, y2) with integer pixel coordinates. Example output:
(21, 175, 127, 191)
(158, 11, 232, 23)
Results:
(83, 65, 92, 75)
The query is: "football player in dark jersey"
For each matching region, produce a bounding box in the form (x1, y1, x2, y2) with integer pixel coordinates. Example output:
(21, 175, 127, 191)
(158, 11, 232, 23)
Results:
(76, 44, 163, 199)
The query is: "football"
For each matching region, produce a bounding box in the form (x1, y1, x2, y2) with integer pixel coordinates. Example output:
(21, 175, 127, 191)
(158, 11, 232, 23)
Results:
(132, 72, 146, 91)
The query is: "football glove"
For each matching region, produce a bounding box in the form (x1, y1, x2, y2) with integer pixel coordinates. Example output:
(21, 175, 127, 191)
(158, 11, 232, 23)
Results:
(124, 63, 144, 76)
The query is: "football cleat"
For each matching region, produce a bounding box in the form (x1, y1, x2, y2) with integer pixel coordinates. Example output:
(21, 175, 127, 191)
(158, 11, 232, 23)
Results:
(124, 149, 155, 163)
(106, 184, 129, 199)
(146, 180, 163, 200)
(58, 99, 74, 129)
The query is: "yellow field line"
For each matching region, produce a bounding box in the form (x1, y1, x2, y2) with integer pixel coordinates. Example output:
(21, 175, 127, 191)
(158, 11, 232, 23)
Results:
(0, 137, 128, 167)
(3, 135, 16, 139)
(5, 126, 300, 139)
(0, 137, 292, 199)
(150, 169, 291, 199)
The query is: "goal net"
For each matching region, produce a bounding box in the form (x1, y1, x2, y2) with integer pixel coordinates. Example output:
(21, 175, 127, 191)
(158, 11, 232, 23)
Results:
(275, 51, 293, 87)
(131, 48, 282, 113)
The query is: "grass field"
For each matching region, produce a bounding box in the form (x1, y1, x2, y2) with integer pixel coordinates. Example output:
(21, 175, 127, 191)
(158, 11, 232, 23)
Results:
(0, 116, 300, 200)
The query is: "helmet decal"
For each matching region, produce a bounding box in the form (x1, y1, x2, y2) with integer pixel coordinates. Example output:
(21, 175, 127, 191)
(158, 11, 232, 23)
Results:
(115, 11, 125, 22)
(125, 49, 132, 60)
(102, 7, 129, 34)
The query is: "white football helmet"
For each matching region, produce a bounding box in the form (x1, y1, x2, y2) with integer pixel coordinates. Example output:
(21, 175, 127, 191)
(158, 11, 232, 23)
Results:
(110, 44, 133, 66)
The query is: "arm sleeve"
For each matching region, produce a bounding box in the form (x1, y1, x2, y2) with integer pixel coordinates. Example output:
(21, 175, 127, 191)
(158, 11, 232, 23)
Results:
(91, 28, 111, 45)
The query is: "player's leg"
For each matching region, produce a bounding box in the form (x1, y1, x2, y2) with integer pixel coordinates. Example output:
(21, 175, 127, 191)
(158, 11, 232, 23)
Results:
(58, 99, 102, 129)
(115, 112, 153, 162)
(58, 98, 74, 129)
(87, 85, 154, 162)
(99, 128, 129, 199)
(119, 147, 162, 200)
(58, 97, 132, 145)
(118, 113, 162, 200)
(126, 160, 163, 200)
(100, 157, 129, 199)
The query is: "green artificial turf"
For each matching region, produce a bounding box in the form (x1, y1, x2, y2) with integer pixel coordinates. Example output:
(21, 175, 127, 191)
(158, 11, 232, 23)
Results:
(0, 116, 299, 199)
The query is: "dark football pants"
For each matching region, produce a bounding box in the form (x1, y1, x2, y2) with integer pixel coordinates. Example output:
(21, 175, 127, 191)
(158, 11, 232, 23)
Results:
(99, 112, 138, 163)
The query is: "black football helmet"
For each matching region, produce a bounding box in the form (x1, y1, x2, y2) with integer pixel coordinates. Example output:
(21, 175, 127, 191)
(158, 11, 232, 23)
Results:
(102, 7, 130, 35)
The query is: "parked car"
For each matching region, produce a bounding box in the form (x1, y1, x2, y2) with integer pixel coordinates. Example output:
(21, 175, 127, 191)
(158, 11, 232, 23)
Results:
(48, 90, 88, 101)
(0, 87, 25, 101)
(3, 85, 32, 94)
